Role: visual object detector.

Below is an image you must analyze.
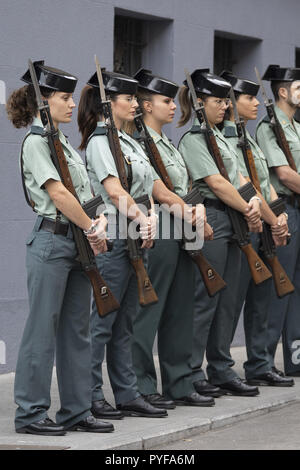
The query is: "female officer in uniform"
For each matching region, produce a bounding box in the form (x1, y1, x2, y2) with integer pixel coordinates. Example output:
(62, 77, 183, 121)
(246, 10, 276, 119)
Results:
(6, 60, 113, 435)
(178, 69, 262, 396)
(78, 69, 167, 419)
(130, 69, 215, 408)
(220, 71, 293, 387)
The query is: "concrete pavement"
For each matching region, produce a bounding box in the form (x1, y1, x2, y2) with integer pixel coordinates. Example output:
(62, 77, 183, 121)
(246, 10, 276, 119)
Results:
(0, 344, 299, 450)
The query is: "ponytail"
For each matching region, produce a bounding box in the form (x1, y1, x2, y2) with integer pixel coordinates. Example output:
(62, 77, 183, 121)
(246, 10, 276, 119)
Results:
(178, 87, 209, 127)
(177, 85, 192, 127)
(6, 84, 53, 129)
(78, 85, 100, 150)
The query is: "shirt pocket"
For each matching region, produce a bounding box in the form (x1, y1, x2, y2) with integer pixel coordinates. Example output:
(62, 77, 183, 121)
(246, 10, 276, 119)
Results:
(66, 159, 86, 192)
(131, 156, 152, 193)
(221, 154, 236, 180)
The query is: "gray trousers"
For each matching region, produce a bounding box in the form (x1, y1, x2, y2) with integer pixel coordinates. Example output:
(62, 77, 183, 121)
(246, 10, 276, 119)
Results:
(132, 238, 195, 400)
(14, 217, 92, 430)
(266, 203, 300, 374)
(90, 237, 140, 405)
(191, 207, 241, 385)
(231, 233, 272, 379)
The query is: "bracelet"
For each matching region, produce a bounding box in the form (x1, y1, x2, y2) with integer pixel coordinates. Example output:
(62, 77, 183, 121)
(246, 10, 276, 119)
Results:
(249, 196, 262, 206)
(282, 212, 289, 220)
(149, 211, 159, 221)
(83, 219, 96, 235)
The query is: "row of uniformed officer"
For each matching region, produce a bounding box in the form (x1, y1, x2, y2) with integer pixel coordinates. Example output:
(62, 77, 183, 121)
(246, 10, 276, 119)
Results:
(7, 60, 300, 436)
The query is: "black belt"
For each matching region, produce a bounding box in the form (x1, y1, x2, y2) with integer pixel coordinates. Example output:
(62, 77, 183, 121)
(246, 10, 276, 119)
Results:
(277, 193, 298, 208)
(204, 198, 226, 211)
(40, 218, 69, 237)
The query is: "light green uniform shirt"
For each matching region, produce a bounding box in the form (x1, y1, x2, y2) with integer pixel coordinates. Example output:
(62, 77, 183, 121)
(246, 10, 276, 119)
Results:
(86, 122, 158, 215)
(178, 119, 240, 199)
(256, 105, 300, 196)
(222, 120, 271, 203)
(146, 126, 189, 197)
(22, 117, 92, 222)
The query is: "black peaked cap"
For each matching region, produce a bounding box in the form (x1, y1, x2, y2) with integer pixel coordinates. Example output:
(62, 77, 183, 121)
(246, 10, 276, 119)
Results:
(21, 60, 77, 93)
(262, 64, 300, 82)
(184, 68, 231, 98)
(220, 70, 259, 96)
(87, 69, 138, 95)
(134, 68, 179, 99)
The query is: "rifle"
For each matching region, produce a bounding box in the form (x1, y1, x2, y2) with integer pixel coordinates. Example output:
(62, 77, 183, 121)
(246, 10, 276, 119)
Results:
(229, 89, 294, 297)
(134, 110, 226, 297)
(184, 68, 272, 285)
(255, 67, 300, 206)
(94, 56, 158, 306)
(28, 59, 119, 317)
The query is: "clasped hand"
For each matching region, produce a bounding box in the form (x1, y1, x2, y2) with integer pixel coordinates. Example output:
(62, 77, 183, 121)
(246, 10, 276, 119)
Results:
(139, 212, 157, 249)
(271, 213, 289, 246)
(87, 214, 109, 255)
(244, 199, 262, 233)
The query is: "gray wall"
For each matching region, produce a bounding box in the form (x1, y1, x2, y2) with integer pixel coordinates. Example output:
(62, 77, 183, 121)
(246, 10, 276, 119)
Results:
(1, 0, 300, 373)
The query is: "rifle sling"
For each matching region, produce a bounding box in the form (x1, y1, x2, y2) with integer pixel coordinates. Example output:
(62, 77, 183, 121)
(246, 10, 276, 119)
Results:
(20, 126, 63, 225)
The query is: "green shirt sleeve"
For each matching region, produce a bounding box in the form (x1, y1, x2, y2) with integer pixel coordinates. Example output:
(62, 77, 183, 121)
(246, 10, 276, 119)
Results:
(256, 122, 289, 168)
(23, 133, 61, 188)
(86, 134, 119, 183)
(179, 132, 220, 181)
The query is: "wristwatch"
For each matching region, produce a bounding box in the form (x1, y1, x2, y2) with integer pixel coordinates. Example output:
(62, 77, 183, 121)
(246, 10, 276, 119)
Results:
(249, 196, 262, 206)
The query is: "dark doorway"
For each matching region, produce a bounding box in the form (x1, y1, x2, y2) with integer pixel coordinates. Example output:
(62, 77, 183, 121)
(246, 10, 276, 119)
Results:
(114, 15, 146, 75)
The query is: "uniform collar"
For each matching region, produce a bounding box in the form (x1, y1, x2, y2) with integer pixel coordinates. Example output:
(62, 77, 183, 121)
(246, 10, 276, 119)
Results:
(223, 119, 235, 128)
(146, 126, 171, 145)
(274, 105, 296, 129)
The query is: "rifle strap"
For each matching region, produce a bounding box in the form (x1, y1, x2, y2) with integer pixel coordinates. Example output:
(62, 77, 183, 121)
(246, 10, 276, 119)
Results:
(20, 125, 63, 225)
(20, 125, 47, 211)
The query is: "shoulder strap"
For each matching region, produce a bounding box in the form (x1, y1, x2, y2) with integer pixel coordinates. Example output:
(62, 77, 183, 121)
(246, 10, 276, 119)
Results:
(86, 125, 108, 148)
(223, 126, 238, 138)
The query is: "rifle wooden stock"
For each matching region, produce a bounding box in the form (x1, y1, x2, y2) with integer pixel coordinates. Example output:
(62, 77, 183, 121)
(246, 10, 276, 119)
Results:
(130, 257, 159, 306)
(240, 244, 272, 285)
(189, 251, 226, 297)
(264, 255, 294, 298)
(86, 267, 120, 315)
(182, 189, 226, 297)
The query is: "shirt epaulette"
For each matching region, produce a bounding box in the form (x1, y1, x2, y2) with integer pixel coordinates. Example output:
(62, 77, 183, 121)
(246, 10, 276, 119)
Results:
(91, 126, 108, 136)
(223, 126, 238, 138)
(190, 125, 203, 133)
(30, 125, 45, 136)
